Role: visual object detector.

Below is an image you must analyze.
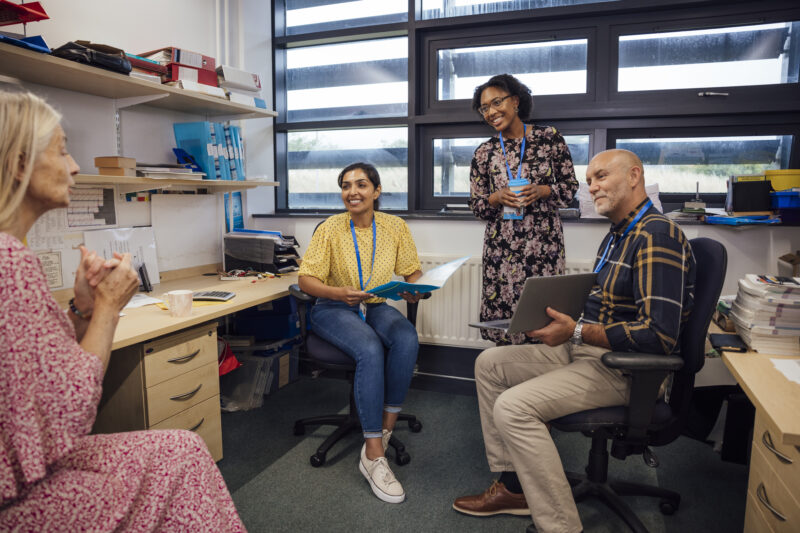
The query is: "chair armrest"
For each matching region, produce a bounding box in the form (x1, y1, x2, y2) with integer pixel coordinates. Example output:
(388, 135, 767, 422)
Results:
(602, 352, 684, 372)
(602, 352, 684, 446)
(289, 283, 315, 303)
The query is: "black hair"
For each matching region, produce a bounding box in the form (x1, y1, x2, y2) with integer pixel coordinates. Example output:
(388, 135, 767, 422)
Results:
(471, 74, 534, 120)
(337, 162, 381, 210)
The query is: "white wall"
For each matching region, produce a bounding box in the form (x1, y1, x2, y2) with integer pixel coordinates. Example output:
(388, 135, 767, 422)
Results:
(256, 216, 800, 296)
(3, 0, 274, 282)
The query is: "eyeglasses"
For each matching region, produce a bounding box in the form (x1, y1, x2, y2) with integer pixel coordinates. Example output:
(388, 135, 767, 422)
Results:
(478, 95, 513, 116)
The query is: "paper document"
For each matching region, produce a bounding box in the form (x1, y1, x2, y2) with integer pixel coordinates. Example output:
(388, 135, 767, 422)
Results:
(124, 293, 164, 309)
(771, 358, 800, 385)
(368, 256, 469, 301)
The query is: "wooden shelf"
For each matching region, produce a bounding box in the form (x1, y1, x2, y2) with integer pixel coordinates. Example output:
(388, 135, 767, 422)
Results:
(0, 42, 277, 119)
(75, 174, 278, 194)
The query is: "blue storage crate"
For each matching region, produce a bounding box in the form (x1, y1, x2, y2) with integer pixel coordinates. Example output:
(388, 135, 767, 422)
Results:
(771, 191, 800, 209)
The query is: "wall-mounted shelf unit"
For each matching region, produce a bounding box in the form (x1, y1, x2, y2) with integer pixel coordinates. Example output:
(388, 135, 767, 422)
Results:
(75, 174, 278, 195)
(0, 42, 277, 119)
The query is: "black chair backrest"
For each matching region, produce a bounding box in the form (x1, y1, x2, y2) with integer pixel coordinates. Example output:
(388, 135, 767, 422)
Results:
(655, 237, 726, 444)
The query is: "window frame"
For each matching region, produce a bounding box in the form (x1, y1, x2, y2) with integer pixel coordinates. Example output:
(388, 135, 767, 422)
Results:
(270, 0, 800, 216)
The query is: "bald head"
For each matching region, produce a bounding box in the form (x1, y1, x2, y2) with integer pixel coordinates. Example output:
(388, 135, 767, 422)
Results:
(586, 149, 648, 223)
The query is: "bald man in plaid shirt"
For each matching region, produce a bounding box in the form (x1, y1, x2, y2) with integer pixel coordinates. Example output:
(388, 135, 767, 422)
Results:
(454, 149, 696, 533)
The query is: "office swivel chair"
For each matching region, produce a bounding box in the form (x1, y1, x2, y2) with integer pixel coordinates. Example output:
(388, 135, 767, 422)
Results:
(289, 284, 425, 467)
(548, 237, 727, 533)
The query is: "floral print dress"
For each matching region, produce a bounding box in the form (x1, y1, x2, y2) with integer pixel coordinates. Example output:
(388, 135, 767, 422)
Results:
(469, 125, 579, 345)
(0, 232, 246, 532)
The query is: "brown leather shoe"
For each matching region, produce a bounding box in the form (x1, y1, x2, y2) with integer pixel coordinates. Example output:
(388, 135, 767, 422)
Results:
(452, 480, 530, 516)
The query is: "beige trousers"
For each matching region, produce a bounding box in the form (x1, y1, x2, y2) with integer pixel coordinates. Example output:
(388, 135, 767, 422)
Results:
(475, 342, 631, 533)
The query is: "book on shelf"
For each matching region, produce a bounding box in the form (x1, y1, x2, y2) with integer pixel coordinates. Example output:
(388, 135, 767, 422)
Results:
(129, 69, 161, 84)
(136, 170, 205, 180)
(166, 79, 226, 99)
(216, 65, 262, 92)
(94, 156, 135, 168)
(125, 53, 167, 74)
(225, 89, 266, 109)
(98, 167, 136, 177)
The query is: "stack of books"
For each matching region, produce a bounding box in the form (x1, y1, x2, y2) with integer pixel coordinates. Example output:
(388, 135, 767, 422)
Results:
(95, 156, 136, 177)
(138, 46, 225, 97)
(730, 274, 800, 355)
(216, 65, 266, 109)
(135, 163, 204, 180)
(125, 53, 167, 84)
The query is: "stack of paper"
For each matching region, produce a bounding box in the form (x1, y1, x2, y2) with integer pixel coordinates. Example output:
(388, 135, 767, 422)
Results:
(730, 274, 800, 355)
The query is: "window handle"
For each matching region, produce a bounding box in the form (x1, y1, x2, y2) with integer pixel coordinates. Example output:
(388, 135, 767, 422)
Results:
(697, 91, 729, 97)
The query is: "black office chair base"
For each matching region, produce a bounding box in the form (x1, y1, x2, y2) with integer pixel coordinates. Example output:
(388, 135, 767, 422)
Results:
(562, 470, 680, 533)
(294, 393, 422, 468)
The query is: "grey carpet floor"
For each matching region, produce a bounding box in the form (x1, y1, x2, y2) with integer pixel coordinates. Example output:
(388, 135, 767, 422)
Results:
(218, 376, 748, 533)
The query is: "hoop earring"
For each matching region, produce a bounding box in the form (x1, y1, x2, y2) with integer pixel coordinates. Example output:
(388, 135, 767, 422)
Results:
(515, 106, 519, 113)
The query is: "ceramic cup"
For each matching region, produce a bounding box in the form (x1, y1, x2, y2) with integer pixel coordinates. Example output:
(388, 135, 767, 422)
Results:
(164, 290, 193, 317)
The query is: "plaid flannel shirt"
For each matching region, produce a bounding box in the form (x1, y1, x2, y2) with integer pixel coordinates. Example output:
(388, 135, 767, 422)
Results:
(583, 199, 696, 355)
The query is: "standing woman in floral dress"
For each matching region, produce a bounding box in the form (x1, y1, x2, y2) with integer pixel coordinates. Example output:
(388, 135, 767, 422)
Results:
(469, 74, 579, 345)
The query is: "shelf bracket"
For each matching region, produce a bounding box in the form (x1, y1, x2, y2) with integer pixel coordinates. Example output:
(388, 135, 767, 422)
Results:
(114, 94, 169, 110)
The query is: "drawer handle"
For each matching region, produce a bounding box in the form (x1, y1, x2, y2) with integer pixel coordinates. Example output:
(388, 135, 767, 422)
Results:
(756, 483, 787, 522)
(167, 349, 201, 364)
(188, 417, 205, 432)
(170, 384, 202, 401)
(762, 431, 793, 464)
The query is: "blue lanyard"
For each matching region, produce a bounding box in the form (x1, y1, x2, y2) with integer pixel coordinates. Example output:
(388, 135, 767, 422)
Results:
(593, 200, 653, 274)
(350, 217, 376, 320)
(498, 123, 527, 183)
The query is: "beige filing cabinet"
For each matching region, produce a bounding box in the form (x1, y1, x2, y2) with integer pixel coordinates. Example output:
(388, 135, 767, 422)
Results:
(722, 351, 800, 532)
(93, 323, 223, 461)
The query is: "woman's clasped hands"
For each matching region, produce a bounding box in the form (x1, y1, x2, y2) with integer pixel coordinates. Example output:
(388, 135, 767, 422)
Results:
(73, 245, 140, 316)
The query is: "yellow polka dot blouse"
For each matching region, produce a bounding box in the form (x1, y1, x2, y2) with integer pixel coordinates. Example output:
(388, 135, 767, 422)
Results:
(298, 211, 421, 303)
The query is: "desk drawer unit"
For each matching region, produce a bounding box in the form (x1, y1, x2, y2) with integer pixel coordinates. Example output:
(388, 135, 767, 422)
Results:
(93, 323, 224, 461)
(150, 395, 222, 461)
(143, 325, 217, 386)
(744, 413, 800, 532)
(145, 361, 219, 425)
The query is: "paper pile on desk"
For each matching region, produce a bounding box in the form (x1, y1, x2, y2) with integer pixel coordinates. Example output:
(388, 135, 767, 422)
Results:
(731, 274, 800, 355)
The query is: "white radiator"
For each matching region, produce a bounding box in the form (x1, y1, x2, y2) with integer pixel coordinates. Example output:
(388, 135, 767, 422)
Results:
(391, 254, 594, 348)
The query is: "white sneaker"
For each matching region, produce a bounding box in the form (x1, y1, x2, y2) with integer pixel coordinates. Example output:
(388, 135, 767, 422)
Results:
(359, 444, 405, 503)
(381, 429, 392, 452)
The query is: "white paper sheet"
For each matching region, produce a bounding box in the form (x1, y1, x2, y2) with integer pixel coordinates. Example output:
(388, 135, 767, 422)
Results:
(416, 256, 470, 287)
(83, 227, 160, 284)
(771, 358, 800, 385)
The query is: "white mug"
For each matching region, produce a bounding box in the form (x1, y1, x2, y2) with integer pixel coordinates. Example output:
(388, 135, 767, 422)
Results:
(163, 290, 193, 317)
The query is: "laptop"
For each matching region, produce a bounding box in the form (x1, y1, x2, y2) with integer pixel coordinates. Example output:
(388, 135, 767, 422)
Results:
(469, 272, 597, 335)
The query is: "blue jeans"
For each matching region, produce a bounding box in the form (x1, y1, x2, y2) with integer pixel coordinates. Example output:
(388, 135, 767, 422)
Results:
(310, 300, 419, 438)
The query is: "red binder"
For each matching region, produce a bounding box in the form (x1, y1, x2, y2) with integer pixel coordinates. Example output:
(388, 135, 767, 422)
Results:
(139, 47, 215, 71)
(162, 64, 218, 87)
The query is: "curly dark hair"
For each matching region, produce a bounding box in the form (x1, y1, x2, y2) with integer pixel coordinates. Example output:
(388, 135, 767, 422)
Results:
(337, 162, 382, 210)
(471, 74, 533, 120)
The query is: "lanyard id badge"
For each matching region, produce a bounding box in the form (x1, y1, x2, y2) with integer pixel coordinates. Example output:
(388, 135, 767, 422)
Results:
(593, 199, 653, 274)
(350, 217, 377, 321)
(499, 124, 527, 220)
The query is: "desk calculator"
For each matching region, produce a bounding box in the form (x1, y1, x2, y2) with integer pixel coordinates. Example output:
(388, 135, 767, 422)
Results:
(193, 290, 236, 301)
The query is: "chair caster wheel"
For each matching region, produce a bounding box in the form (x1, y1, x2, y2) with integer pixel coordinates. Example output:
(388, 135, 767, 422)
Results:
(409, 420, 422, 432)
(294, 422, 305, 436)
(310, 453, 325, 467)
(659, 499, 678, 515)
(395, 451, 411, 466)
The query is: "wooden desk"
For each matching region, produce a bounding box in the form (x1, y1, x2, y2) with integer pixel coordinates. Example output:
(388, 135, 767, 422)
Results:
(93, 273, 298, 461)
(722, 351, 800, 532)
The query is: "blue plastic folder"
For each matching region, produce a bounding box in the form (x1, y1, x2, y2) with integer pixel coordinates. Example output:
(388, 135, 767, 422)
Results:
(367, 256, 470, 301)
(173, 122, 218, 179)
(705, 215, 780, 226)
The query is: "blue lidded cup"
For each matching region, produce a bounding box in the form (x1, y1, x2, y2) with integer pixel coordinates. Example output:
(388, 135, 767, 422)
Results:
(503, 178, 528, 220)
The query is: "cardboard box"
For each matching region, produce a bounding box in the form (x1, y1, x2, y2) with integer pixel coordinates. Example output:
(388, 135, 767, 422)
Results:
(97, 167, 136, 177)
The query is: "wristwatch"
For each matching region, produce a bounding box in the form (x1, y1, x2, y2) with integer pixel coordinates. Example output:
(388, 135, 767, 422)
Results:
(570, 320, 584, 346)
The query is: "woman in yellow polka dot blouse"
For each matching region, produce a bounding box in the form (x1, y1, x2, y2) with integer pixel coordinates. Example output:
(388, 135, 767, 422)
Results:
(298, 162, 423, 504)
